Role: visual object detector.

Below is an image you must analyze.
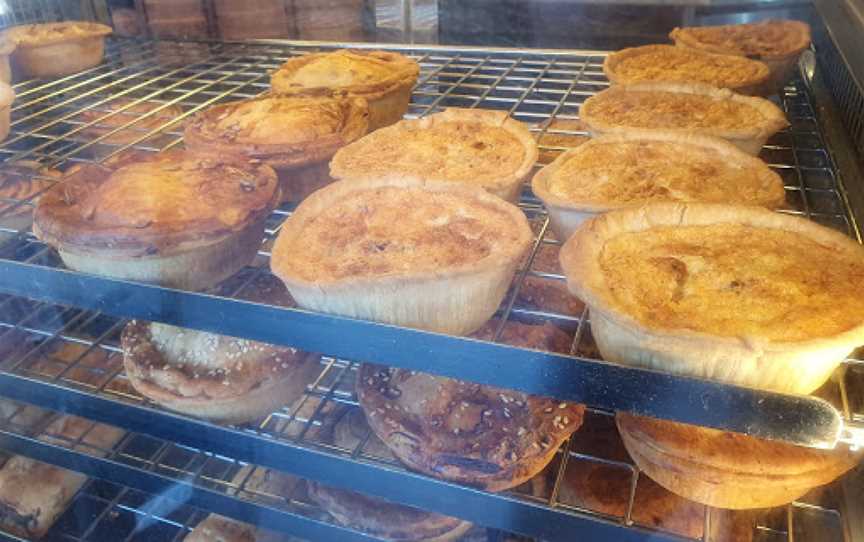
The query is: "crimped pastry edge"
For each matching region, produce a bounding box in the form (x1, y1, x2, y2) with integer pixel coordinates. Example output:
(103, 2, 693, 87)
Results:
(603, 44, 771, 95)
(559, 202, 864, 393)
(330, 107, 538, 203)
(669, 20, 811, 61)
(532, 130, 786, 241)
(579, 82, 789, 155)
(270, 175, 532, 335)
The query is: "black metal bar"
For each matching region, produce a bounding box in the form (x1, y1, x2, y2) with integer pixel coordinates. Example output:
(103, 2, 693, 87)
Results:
(0, 428, 382, 542)
(0, 259, 842, 448)
(0, 372, 681, 542)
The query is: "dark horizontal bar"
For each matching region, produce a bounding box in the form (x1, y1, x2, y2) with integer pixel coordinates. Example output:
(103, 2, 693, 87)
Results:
(0, 259, 842, 448)
(0, 427, 380, 542)
(0, 372, 679, 542)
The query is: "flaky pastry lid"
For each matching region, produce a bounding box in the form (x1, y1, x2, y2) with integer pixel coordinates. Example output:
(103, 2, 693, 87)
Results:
(4, 21, 112, 47)
(670, 20, 811, 60)
(184, 93, 369, 167)
(34, 150, 279, 258)
(270, 175, 533, 289)
(579, 81, 789, 141)
(603, 44, 770, 90)
(270, 49, 419, 100)
(330, 107, 538, 195)
(616, 412, 859, 482)
(532, 130, 786, 213)
(559, 202, 864, 351)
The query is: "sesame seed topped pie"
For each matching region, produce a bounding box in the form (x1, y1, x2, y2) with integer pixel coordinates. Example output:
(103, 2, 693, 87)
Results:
(604, 44, 770, 95)
(580, 82, 788, 155)
(532, 131, 786, 240)
(357, 320, 585, 491)
(270, 49, 419, 130)
(560, 202, 864, 393)
(671, 20, 811, 94)
(185, 93, 369, 203)
(330, 108, 537, 203)
(34, 150, 279, 290)
(122, 275, 321, 423)
(271, 176, 532, 335)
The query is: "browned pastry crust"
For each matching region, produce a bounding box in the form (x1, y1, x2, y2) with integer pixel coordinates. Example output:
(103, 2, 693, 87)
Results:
(0, 415, 124, 538)
(184, 93, 369, 203)
(670, 20, 811, 59)
(616, 412, 861, 509)
(603, 44, 770, 94)
(330, 108, 538, 203)
(357, 320, 584, 491)
(0, 161, 60, 230)
(270, 49, 419, 130)
(579, 82, 789, 156)
(270, 176, 532, 335)
(122, 276, 321, 423)
(559, 202, 864, 393)
(4, 22, 112, 78)
(77, 97, 183, 147)
(33, 150, 279, 289)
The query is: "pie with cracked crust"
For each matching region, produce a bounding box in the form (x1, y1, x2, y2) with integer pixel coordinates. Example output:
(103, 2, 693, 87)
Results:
(616, 412, 860, 509)
(532, 131, 786, 240)
(579, 82, 788, 155)
(357, 320, 585, 491)
(604, 44, 770, 95)
(270, 49, 419, 130)
(671, 20, 811, 94)
(122, 275, 321, 423)
(34, 150, 279, 290)
(4, 21, 112, 78)
(270, 176, 532, 335)
(306, 408, 472, 541)
(185, 93, 369, 204)
(330, 108, 537, 203)
(559, 202, 864, 393)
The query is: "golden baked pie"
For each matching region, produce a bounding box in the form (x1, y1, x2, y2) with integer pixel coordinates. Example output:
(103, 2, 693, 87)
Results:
(0, 415, 124, 539)
(271, 176, 532, 335)
(185, 93, 368, 203)
(3, 21, 112, 78)
(330, 108, 537, 203)
(357, 320, 585, 491)
(0, 161, 60, 231)
(0, 81, 13, 142)
(560, 202, 864, 393)
(604, 44, 770, 95)
(306, 406, 472, 541)
(271, 49, 419, 130)
(671, 20, 811, 94)
(34, 150, 279, 290)
(122, 275, 320, 423)
(617, 412, 860, 509)
(77, 97, 183, 156)
(532, 131, 786, 240)
(580, 82, 788, 155)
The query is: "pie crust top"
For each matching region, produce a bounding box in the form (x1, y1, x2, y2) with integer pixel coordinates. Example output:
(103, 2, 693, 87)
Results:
(561, 203, 864, 343)
(604, 45, 770, 90)
(271, 176, 532, 284)
(78, 98, 183, 146)
(184, 94, 369, 167)
(534, 132, 786, 211)
(34, 150, 279, 257)
(670, 20, 811, 59)
(580, 83, 788, 137)
(330, 108, 537, 193)
(617, 412, 859, 478)
(270, 49, 419, 99)
(4, 21, 112, 46)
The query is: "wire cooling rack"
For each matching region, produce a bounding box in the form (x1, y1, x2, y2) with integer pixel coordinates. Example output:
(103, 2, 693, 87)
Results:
(0, 36, 860, 541)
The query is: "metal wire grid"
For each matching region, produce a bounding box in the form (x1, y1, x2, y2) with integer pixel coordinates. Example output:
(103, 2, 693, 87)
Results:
(0, 37, 856, 540)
